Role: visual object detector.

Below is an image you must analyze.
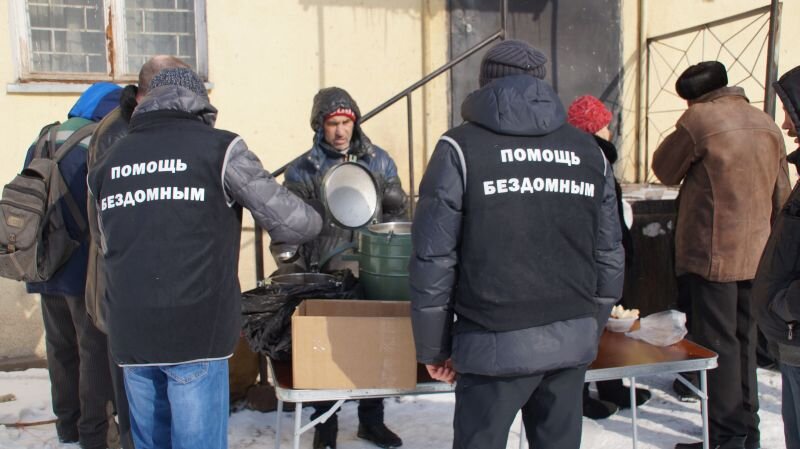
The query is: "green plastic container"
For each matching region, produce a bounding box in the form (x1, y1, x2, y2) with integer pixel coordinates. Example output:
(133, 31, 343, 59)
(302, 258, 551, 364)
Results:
(352, 222, 412, 300)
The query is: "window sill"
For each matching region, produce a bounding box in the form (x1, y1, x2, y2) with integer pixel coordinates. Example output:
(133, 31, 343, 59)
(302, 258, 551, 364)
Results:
(6, 81, 215, 94)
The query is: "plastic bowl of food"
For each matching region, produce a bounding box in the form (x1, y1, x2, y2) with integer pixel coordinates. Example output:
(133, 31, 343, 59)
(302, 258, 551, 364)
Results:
(606, 317, 637, 333)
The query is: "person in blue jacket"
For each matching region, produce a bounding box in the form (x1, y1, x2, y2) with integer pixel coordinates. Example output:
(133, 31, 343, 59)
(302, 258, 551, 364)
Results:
(24, 82, 122, 449)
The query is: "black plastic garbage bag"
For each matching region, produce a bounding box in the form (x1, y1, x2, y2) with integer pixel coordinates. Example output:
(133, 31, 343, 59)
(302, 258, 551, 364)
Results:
(241, 270, 359, 361)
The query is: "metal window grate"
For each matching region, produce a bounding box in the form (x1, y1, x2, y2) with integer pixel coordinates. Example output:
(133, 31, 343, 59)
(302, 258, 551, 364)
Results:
(27, 0, 107, 73)
(124, 0, 196, 74)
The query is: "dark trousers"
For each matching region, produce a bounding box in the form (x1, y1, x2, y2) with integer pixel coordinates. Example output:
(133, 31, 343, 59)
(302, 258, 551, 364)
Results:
(41, 294, 114, 449)
(453, 365, 586, 449)
(780, 363, 800, 449)
(685, 274, 760, 446)
(312, 398, 384, 426)
(108, 344, 135, 449)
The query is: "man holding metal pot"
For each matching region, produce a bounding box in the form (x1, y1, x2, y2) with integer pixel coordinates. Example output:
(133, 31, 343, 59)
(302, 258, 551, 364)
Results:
(271, 87, 408, 449)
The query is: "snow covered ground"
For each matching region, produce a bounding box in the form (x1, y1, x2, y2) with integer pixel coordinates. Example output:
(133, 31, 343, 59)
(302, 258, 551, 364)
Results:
(0, 368, 786, 449)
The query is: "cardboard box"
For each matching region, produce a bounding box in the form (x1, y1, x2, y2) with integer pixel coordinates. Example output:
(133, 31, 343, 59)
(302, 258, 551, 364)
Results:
(292, 299, 416, 389)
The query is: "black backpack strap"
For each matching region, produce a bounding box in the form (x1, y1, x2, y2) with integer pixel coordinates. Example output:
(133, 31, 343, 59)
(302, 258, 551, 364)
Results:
(54, 122, 98, 163)
(53, 123, 99, 237)
(61, 183, 89, 237)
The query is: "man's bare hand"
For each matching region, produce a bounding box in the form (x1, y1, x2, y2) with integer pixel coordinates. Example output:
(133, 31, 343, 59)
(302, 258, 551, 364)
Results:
(425, 359, 456, 384)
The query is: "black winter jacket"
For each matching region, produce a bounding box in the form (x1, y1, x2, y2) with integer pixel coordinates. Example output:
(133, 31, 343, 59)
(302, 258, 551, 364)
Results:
(754, 66, 800, 365)
(409, 75, 624, 375)
(88, 85, 322, 364)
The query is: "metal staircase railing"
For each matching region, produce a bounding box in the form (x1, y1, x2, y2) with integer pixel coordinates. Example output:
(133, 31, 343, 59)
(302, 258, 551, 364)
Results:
(253, 0, 509, 282)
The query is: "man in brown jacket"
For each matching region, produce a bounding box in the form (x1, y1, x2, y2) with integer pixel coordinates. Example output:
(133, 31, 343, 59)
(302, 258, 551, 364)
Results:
(653, 61, 790, 449)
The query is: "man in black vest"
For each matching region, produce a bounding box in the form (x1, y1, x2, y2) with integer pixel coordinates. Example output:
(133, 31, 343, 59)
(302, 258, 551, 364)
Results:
(86, 54, 190, 449)
(87, 68, 322, 449)
(409, 40, 624, 449)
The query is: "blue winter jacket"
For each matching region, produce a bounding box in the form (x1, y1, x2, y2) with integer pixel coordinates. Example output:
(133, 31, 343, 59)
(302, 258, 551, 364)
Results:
(25, 83, 121, 297)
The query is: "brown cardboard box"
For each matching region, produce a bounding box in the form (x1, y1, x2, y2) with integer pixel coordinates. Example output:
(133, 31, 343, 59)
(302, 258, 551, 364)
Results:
(292, 299, 417, 389)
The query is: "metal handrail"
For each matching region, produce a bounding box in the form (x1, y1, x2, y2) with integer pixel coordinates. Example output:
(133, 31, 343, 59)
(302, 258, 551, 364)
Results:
(256, 0, 508, 281)
(271, 28, 506, 179)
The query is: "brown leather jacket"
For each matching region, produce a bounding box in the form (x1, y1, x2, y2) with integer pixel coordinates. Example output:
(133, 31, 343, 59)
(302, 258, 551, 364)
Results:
(652, 86, 790, 282)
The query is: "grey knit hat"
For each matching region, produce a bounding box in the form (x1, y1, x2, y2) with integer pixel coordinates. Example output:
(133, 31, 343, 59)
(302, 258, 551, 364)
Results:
(149, 67, 208, 99)
(675, 61, 728, 100)
(479, 39, 548, 87)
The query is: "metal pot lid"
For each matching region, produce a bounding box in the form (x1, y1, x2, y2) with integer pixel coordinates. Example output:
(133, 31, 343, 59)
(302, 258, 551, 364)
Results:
(366, 222, 411, 235)
(321, 161, 379, 230)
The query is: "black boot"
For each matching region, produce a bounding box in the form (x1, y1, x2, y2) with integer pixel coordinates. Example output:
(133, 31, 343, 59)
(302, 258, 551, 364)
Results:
(313, 416, 338, 449)
(675, 435, 746, 449)
(672, 373, 700, 402)
(597, 379, 652, 409)
(582, 384, 618, 420)
(357, 423, 403, 448)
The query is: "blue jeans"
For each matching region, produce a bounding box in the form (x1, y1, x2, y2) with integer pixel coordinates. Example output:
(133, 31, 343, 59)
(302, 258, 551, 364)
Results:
(123, 360, 229, 449)
(781, 362, 800, 449)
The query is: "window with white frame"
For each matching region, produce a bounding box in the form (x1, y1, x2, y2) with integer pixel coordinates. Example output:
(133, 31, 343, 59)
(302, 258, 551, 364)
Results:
(9, 0, 207, 83)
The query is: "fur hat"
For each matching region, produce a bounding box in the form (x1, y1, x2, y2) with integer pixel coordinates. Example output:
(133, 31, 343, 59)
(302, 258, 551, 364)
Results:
(675, 61, 728, 100)
(567, 95, 612, 134)
(479, 39, 547, 87)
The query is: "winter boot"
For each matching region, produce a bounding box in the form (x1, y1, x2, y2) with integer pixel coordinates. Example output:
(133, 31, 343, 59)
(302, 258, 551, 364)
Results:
(357, 422, 403, 448)
(675, 435, 746, 449)
(313, 415, 338, 449)
(597, 379, 652, 409)
(672, 373, 700, 402)
(582, 384, 618, 420)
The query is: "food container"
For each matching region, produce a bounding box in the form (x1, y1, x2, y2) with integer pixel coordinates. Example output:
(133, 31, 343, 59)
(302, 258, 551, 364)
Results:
(350, 222, 412, 300)
(606, 317, 637, 333)
(269, 272, 340, 289)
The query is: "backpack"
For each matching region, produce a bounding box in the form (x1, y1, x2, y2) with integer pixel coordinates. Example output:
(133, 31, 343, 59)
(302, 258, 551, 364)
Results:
(0, 121, 98, 282)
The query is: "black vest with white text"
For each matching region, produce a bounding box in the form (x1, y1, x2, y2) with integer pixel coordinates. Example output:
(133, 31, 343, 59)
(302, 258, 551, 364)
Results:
(445, 122, 607, 333)
(92, 110, 243, 365)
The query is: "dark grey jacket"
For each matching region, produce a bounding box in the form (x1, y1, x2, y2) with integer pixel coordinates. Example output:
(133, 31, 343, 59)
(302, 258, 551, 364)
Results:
(87, 86, 322, 334)
(754, 66, 800, 365)
(409, 75, 624, 376)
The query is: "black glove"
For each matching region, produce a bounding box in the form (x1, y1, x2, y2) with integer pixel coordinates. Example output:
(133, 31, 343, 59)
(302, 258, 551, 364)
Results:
(382, 182, 408, 218)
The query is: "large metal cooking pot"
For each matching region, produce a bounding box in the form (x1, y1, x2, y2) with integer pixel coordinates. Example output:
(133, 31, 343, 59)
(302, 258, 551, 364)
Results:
(269, 272, 341, 289)
(345, 221, 412, 300)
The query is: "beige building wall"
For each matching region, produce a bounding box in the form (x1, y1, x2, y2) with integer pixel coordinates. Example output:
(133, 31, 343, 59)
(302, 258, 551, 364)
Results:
(618, 0, 800, 183)
(0, 0, 449, 364)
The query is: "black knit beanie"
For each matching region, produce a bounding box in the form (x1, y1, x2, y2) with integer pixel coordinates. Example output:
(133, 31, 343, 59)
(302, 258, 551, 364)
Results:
(675, 61, 728, 100)
(119, 84, 138, 121)
(149, 67, 208, 99)
(479, 39, 548, 87)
